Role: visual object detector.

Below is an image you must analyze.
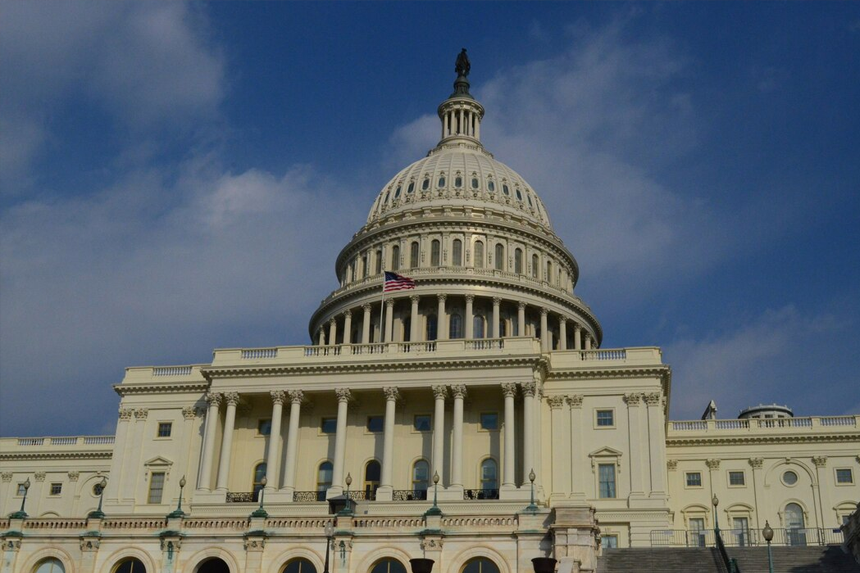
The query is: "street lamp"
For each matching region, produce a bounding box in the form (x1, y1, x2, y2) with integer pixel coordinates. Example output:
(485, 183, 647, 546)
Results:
(252, 476, 269, 518)
(344, 473, 353, 514)
(88, 477, 108, 519)
(9, 478, 30, 519)
(424, 471, 441, 516)
(712, 494, 720, 535)
(762, 520, 774, 573)
(323, 520, 334, 573)
(168, 475, 187, 518)
(525, 469, 538, 513)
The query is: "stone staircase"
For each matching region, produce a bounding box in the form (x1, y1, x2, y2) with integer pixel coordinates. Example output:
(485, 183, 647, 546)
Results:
(597, 546, 859, 572)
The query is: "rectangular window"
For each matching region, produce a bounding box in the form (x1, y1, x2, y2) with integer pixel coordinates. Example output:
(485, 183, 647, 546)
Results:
(148, 472, 165, 504)
(257, 419, 272, 436)
(728, 471, 745, 486)
(157, 422, 172, 438)
(16, 483, 26, 496)
(686, 472, 703, 487)
(598, 463, 616, 498)
(413, 415, 431, 432)
(480, 412, 498, 430)
(836, 468, 854, 484)
(596, 410, 614, 427)
(602, 535, 618, 549)
(320, 417, 337, 434)
(366, 415, 384, 432)
(689, 517, 707, 547)
(50, 483, 62, 496)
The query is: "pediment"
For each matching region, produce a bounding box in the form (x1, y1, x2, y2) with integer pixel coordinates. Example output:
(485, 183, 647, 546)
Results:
(588, 446, 623, 458)
(143, 455, 173, 467)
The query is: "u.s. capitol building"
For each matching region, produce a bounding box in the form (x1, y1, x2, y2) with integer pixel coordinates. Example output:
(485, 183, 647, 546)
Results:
(2, 54, 858, 573)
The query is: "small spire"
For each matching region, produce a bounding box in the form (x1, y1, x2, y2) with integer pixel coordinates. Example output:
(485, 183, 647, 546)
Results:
(451, 48, 473, 98)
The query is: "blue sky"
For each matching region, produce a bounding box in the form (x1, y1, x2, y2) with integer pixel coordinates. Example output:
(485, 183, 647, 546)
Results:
(1, 2, 859, 437)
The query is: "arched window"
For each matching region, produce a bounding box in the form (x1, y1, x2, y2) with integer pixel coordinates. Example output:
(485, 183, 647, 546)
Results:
(462, 558, 501, 573)
(473, 315, 485, 339)
(375, 250, 382, 275)
(426, 314, 438, 341)
(413, 460, 430, 497)
(431, 240, 440, 266)
(474, 241, 484, 268)
(364, 460, 381, 500)
(253, 462, 267, 501)
(546, 260, 552, 282)
(531, 254, 539, 278)
(112, 559, 146, 573)
(391, 245, 400, 271)
(410, 242, 419, 268)
(452, 239, 463, 266)
(402, 317, 411, 342)
(281, 559, 317, 573)
(406, 182, 414, 194)
(450, 313, 463, 339)
(480, 458, 498, 491)
(370, 560, 407, 573)
(317, 461, 333, 501)
(514, 248, 523, 274)
(196, 558, 230, 573)
(499, 319, 507, 338)
(34, 558, 65, 573)
(785, 503, 806, 546)
(494, 244, 504, 271)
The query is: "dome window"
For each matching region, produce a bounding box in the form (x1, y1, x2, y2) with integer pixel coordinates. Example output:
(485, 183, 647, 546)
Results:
(471, 177, 479, 189)
(455, 176, 463, 188)
(502, 184, 510, 196)
(407, 182, 414, 194)
(488, 180, 495, 193)
(422, 178, 430, 191)
(383, 190, 390, 204)
(527, 194, 533, 207)
(396, 185, 403, 198)
(438, 176, 446, 188)
(515, 189, 523, 201)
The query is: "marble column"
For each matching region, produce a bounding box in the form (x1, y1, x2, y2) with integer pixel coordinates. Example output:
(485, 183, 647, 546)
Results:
(502, 383, 517, 487)
(465, 295, 475, 339)
(199, 393, 221, 490)
(361, 303, 372, 344)
(644, 392, 666, 496)
(215, 392, 240, 491)
(540, 308, 549, 352)
(328, 318, 337, 346)
(331, 388, 351, 495)
(522, 380, 536, 481)
(568, 395, 585, 499)
(548, 396, 569, 497)
(384, 300, 395, 342)
(410, 295, 420, 342)
(624, 393, 645, 496)
(573, 324, 582, 350)
(281, 390, 303, 493)
(437, 294, 448, 340)
(559, 317, 568, 350)
(431, 385, 448, 482)
(517, 302, 526, 336)
(265, 391, 285, 490)
(343, 311, 352, 345)
(380, 387, 399, 496)
(317, 327, 326, 346)
(450, 385, 467, 487)
(492, 297, 501, 338)
(584, 334, 592, 350)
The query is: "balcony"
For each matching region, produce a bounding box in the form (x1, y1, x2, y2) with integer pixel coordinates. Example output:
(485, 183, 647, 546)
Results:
(667, 416, 858, 439)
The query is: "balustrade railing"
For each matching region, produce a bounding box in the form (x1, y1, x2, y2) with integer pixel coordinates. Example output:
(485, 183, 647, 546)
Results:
(465, 339, 504, 350)
(350, 343, 387, 355)
(463, 488, 499, 500)
(649, 527, 843, 547)
(347, 490, 376, 502)
(579, 349, 626, 361)
(14, 435, 115, 447)
(242, 348, 277, 359)
(152, 366, 192, 376)
(226, 491, 257, 503)
(392, 489, 428, 501)
(670, 416, 858, 432)
(293, 490, 326, 502)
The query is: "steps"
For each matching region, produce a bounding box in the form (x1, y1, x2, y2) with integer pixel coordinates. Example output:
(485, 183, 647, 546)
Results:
(597, 546, 859, 572)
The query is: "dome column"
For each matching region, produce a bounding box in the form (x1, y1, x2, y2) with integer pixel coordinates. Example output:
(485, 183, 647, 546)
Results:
(540, 308, 549, 352)
(384, 300, 395, 342)
(317, 327, 325, 346)
(361, 304, 372, 344)
(492, 297, 501, 338)
(343, 310, 352, 345)
(328, 318, 337, 347)
(410, 295, 420, 341)
(559, 317, 568, 350)
(574, 324, 582, 350)
(518, 302, 526, 336)
(584, 333, 592, 350)
(265, 391, 285, 491)
(465, 295, 475, 339)
(522, 380, 536, 484)
(437, 294, 448, 340)
(215, 392, 240, 492)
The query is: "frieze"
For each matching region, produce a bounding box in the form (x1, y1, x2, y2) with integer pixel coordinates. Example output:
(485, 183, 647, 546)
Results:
(501, 383, 518, 398)
(383, 387, 400, 402)
(623, 393, 642, 406)
(270, 390, 286, 405)
(223, 392, 240, 406)
(521, 380, 537, 397)
(644, 392, 661, 406)
(450, 384, 467, 399)
(288, 389, 304, 404)
(206, 392, 223, 408)
(431, 385, 448, 400)
(182, 406, 198, 420)
(335, 388, 352, 402)
(114, 382, 209, 396)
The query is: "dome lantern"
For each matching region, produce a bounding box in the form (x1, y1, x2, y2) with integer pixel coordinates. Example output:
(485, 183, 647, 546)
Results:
(438, 49, 485, 145)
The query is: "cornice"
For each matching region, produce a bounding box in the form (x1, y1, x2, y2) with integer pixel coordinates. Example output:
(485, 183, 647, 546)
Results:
(0, 452, 112, 461)
(546, 366, 671, 381)
(114, 382, 209, 397)
(666, 434, 860, 447)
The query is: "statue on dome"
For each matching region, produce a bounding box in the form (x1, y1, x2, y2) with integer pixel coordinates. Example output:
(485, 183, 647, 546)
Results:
(455, 48, 471, 77)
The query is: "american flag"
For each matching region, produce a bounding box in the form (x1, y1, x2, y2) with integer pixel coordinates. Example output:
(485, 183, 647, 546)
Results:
(383, 271, 415, 293)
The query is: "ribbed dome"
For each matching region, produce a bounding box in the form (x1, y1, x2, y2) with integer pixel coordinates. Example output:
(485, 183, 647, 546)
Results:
(366, 145, 553, 230)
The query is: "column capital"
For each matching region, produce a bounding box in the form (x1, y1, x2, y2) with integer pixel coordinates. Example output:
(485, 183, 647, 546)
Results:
(644, 392, 661, 406)
(559, 316, 567, 325)
(206, 392, 222, 407)
(329, 317, 337, 326)
(573, 323, 582, 332)
(812, 456, 828, 468)
(623, 392, 642, 406)
(288, 389, 304, 404)
(667, 459, 679, 471)
(383, 386, 400, 402)
(547, 395, 566, 409)
(431, 385, 448, 400)
(134, 408, 149, 420)
(437, 293, 447, 302)
(492, 297, 502, 306)
(270, 390, 286, 405)
(518, 301, 527, 310)
(706, 459, 721, 471)
(540, 307, 549, 316)
(501, 382, 518, 398)
(182, 406, 198, 420)
(410, 294, 420, 303)
(223, 392, 240, 406)
(343, 309, 352, 318)
(465, 294, 475, 303)
(567, 394, 584, 408)
(386, 299, 395, 309)
(748, 457, 764, 469)
(521, 380, 537, 397)
(335, 388, 351, 403)
(362, 302, 373, 312)
(450, 384, 467, 399)
(118, 408, 134, 421)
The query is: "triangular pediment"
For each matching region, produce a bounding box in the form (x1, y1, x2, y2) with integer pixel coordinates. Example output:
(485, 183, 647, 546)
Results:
(588, 446, 623, 458)
(143, 455, 173, 467)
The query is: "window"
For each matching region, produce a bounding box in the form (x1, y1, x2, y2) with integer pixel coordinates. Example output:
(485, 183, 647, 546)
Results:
(413, 415, 431, 432)
(514, 248, 523, 274)
(785, 503, 806, 546)
(410, 242, 419, 268)
(157, 422, 172, 438)
(733, 517, 751, 547)
(450, 313, 463, 339)
(407, 182, 414, 194)
(463, 558, 500, 573)
(196, 559, 230, 573)
(686, 472, 703, 487)
(317, 461, 333, 499)
(321, 417, 337, 434)
(370, 560, 407, 573)
(836, 468, 854, 484)
(402, 317, 411, 342)
(531, 254, 539, 278)
(257, 419, 272, 436)
(413, 460, 429, 494)
(546, 260, 552, 282)
(375, 250, 382, 274)
(34, 558, 65, 573)
(364, 460, 381, 499)
(480, 459, 498, 490)
(391, 245, 400, 271)
(596, 409, 614, 427)
(438, 176, 446, 188)
(473, 314, 485, 338)
(281, 558, 317, 573)
(361, 254, 368, 278)
(527, 193, 533, 207)
(494, 243, 504, 270)
(602, 535, 618, 549)
(455, 176, 463, 188)
(471, 177, 479, 189)
(50, 483, 62, 496)
(426, 314, 438, 341)
(474, 241, 484, 268)
(502, 184, 510, 196)
(452, 239, 463, 266)
(689, 517, 707, 547)
(253, 462, 267, 501)
(422, 178, 430, 191)
(728, 471, 745, 486)
(366, 415, 384, 432)
(383, 191, 390, 204)
(93, 482, 105, 496)
(147, 471, 165, 504)
(480, 412, 498, 430)
(516, 188, 523, 201)
(782, 470, 798, 486)
(431, 239, 440, 266)
(112, 558, 146, 573)
(598, 464, 616, 498)
(395, 185, 402, 199)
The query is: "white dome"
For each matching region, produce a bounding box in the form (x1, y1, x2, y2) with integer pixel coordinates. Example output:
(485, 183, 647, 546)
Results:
(367, 145, 552, 230)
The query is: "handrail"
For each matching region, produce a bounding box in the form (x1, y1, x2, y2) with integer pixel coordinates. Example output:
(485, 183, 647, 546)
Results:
(714, 527, 740, 573)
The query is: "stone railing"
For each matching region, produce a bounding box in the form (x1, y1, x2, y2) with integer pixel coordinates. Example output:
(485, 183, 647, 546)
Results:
(241, 348, 278, 359)
(10, 436, 115, 447)
(102, 518, 167, 530)
(293, 490, 326, 503)
(353, 517, 424, 528)
(266, 518, 331, 529)
(183, 518, 250, 530)
(392, 489, 428, 501)
(443, 516, 516, 527)
(463, 488, 499, 500)
(23, 519, 87, 530)
(650, 527, 844, 547)
(152, 366, 193, 376)
(226, 491, 256, 503)
(669, 416, 859, 434)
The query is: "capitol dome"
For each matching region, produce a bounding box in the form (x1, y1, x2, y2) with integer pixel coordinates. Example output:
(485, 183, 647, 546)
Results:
(309, 52, 602, 350)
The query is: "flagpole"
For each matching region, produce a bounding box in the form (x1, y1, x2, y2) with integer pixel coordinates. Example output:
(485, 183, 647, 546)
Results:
(379, 272, 386, 343)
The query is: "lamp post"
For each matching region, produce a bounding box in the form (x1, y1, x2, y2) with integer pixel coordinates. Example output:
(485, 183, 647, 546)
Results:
(712, 494, 720, 535)
(252, 476, 268, 518)
(525, 469, 538, 513)
(344, 473, 353, 514)
(762, 521, 774, 573)
(9, 478, 30, 519)
(425, 471, 441, 516)
(168, 475, 187, 518)
(88, 477, 108, 519)
(323, 521, 334, 573)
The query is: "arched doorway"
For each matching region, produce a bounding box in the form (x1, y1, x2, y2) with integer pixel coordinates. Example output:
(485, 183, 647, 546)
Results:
(33, 558, 64, 573)
(370, 559, 407, 573)
(281, 558, 317, 573)
(364, 460, 381, 500)
(462, 558, 501, 573)
(112, 558, 146, 573)
(197, 558, 230, 573)
(785, 503, 807, 546)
